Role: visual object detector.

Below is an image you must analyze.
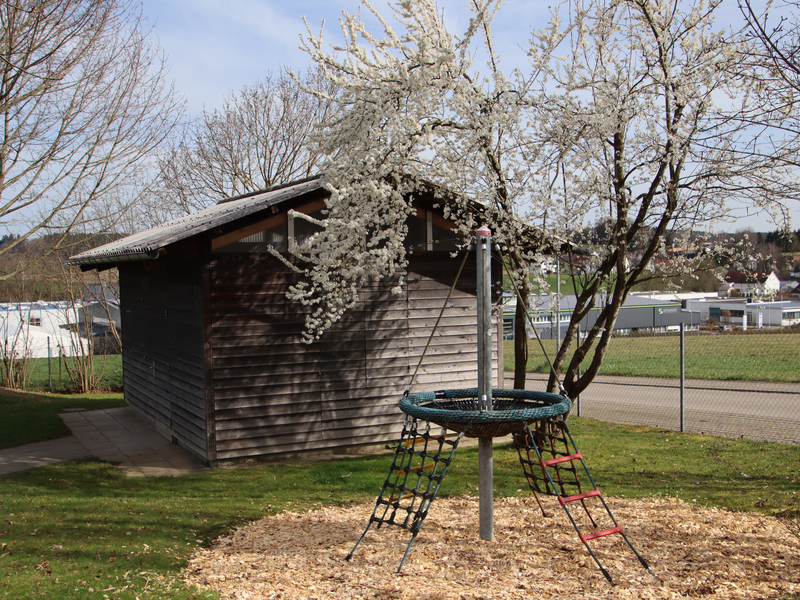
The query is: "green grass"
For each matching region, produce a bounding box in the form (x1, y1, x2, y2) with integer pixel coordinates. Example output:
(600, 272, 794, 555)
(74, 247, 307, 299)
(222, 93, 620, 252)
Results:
(1, 418, 798, 598)
(21, 354, 124, 394)
(0, 390, 126, 449)
(504, 331, 800, 382)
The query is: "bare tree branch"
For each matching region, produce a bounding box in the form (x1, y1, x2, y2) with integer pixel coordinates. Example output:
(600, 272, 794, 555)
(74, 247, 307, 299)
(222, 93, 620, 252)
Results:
(144, 66, 335, 224)
(0, 0, 184, 278)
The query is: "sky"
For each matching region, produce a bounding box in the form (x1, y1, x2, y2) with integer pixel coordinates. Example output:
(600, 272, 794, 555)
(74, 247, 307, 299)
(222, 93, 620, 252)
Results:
(138, 0, 797, 234)
(139, 0, 548, 115)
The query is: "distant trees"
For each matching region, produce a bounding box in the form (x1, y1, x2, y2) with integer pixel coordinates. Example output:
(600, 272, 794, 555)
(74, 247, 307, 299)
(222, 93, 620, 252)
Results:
(145, 67, 336, 225)
(763, 229, 800, 252)
(0, 0, 184, 279)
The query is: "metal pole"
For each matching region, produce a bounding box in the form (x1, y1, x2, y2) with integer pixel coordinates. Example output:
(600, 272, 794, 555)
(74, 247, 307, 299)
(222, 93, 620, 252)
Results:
(47, 337, 52, 393)
(476, 226, 493, 541)
(680, 323, 685, 432)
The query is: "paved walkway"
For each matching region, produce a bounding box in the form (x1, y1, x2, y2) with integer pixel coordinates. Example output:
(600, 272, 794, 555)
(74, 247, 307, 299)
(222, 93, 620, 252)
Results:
(504, 372, 800, 444)
(0, 407, 210, 478)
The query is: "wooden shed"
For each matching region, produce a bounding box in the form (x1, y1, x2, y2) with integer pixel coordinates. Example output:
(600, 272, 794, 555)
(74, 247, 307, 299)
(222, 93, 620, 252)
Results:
(68, 177, 504, 464)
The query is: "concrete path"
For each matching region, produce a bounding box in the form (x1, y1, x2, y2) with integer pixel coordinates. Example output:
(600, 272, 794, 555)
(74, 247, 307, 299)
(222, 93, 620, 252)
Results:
(0, 407, 210, 478)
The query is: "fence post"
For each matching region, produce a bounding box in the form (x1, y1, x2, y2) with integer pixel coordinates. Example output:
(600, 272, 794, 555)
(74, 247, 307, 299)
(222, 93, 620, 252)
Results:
(680, 323, 685, 432)
(47, 337, 52, 393)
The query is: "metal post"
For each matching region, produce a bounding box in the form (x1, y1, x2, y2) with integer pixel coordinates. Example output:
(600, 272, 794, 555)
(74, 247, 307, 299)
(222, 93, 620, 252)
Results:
(475, 226, 493, 541)
(680, 323, 685, 432)
(47, 337, 52, 393)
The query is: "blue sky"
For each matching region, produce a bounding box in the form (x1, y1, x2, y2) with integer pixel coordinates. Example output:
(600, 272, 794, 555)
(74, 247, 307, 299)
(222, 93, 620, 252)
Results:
(140, 0, 550, 114)
(138, 0, 795, 233)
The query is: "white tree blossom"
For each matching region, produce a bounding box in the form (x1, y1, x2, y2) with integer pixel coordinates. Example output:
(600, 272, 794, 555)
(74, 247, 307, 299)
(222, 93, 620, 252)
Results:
(297, 0, 794, 396)
(295, 0, 546, 347)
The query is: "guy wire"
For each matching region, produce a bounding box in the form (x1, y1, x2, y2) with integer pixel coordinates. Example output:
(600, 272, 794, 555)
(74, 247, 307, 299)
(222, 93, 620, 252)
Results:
(405, 242, 472, 395)
(494, 245, 568, 397)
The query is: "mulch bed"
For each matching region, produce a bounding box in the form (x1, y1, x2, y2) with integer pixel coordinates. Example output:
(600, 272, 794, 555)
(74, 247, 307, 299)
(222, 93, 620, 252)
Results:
(185, 495, 800, 599)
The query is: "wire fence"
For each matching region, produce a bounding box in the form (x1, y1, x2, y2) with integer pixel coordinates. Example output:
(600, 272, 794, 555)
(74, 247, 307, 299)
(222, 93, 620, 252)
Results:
(511, 328, 800, 445)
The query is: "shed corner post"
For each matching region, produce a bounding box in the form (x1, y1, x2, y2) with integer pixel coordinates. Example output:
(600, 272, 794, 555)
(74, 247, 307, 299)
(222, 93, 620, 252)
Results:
(201, 242, 217, 464)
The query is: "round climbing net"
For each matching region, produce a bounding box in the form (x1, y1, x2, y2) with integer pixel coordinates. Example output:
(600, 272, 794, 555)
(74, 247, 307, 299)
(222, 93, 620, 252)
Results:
(399, 388, 572, 438)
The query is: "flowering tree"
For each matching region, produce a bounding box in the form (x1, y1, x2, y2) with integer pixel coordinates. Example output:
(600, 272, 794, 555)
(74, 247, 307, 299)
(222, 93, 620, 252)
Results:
(740, 0, 799, 125)
(296, 0, 549, 377)
(526, 0, 799, 397)
(296, 0, 795, 397)
(738, 0, 800, 212)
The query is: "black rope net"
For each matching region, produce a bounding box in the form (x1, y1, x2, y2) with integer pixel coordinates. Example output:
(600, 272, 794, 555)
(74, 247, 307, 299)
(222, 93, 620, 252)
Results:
(345, 416, 466, 573)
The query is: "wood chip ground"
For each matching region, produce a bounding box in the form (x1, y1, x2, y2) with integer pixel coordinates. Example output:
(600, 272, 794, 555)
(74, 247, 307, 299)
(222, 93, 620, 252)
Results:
(185, 495, 800, 599)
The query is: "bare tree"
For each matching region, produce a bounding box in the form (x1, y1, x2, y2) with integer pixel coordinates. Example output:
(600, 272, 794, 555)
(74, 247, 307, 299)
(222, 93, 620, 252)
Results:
(0, 0, 184, 278)
(740, 0, 800, 98)
(144, 67, 336, 224)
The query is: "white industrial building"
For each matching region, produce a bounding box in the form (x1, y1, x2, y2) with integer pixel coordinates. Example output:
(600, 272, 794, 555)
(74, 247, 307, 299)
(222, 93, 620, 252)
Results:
(0, 302, 88, 358)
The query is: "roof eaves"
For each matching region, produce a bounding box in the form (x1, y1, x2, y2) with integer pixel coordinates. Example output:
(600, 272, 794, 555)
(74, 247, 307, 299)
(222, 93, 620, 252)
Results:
(67, 177, 326, 267)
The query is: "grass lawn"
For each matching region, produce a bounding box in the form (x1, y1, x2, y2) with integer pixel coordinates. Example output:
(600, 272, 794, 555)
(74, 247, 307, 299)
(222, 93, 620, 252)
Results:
(504, 331, 800, 382)
(21, 355, 124, 394)
(0, 416, 798, 599)
(0, 390, 126, 449)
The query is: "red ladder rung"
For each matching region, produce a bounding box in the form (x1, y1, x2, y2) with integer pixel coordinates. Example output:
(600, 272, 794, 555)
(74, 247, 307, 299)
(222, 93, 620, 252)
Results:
(540, 451, 583, 468)
(579, 525, 623, 543)
(558, 488, 601, 506)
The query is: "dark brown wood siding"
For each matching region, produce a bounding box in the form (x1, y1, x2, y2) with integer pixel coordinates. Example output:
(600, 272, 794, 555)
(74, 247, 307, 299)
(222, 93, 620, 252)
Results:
(119, 260, 208, 459)
(208, 252, 492, 460)
(406, 255, 497, 390)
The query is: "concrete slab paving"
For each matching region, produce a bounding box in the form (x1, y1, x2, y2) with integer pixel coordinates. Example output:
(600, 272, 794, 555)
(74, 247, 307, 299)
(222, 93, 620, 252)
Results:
(0, 437, 91, 476)
(66, 407, 211, 477)
(0, 407, 210, 478)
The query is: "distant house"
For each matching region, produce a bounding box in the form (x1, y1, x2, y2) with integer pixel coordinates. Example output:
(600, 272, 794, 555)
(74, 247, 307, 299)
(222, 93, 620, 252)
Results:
(79, 300, 121, 331)
(722, 270, 781, 297)
(68, 177, 511, 464)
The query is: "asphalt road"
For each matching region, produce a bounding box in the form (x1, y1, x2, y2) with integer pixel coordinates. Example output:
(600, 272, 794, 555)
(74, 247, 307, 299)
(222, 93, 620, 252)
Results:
(504, 372, 800, 445)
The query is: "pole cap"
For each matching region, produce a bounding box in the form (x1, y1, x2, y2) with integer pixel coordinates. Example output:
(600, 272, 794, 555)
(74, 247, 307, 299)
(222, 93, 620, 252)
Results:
(476, 226, 492, 237)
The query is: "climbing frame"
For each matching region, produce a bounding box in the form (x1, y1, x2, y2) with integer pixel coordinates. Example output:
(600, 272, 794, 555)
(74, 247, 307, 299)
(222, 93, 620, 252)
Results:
(345, 416, 465, 573)
(514, 417, 655, 584)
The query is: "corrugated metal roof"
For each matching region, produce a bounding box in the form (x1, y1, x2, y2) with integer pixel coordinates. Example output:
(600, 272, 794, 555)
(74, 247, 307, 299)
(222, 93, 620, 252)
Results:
(67, 177, 325, 267)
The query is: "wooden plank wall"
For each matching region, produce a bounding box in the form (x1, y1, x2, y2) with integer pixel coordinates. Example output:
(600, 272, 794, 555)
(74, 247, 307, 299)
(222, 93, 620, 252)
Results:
(119, 261, 208, 459)
(208, 252, 494, 460)
(208, 253, 323, 459)
(406, 254, 495, 391)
